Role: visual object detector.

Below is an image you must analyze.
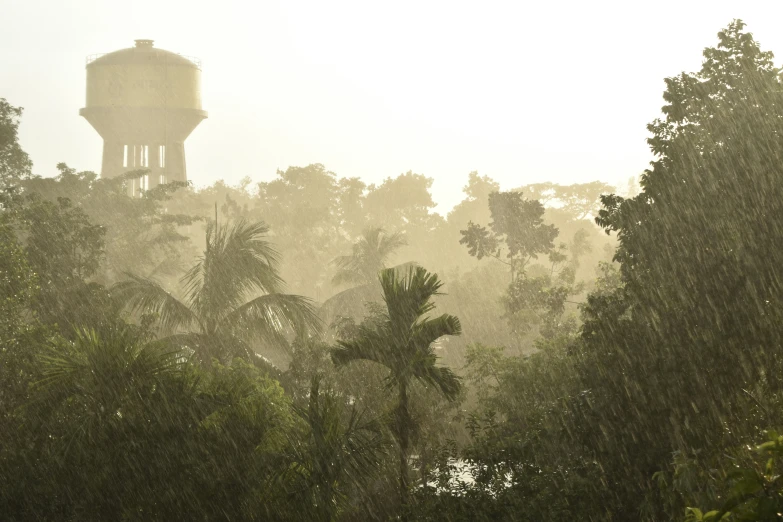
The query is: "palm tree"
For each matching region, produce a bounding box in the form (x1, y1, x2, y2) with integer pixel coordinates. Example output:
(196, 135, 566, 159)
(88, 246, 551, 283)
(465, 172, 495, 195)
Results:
(331, 227, 407, 286)
(331, 266, 462, 517)
(36, 326, 182, 427)
(31, 327, 187, 519)
(112, 219, 321, 366)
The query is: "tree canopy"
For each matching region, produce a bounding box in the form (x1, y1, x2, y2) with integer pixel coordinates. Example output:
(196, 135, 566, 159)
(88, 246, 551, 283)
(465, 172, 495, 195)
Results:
(7, 20, 783, 522)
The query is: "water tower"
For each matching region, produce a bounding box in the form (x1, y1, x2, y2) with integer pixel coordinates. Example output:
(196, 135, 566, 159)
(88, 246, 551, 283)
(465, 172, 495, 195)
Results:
(80, 39, 207, 195)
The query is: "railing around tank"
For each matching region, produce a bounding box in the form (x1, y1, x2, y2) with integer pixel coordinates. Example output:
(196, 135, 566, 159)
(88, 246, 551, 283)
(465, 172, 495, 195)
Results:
(85, 53, 202, 68)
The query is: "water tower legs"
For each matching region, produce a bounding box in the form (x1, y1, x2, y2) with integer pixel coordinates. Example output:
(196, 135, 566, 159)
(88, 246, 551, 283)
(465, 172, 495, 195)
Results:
(149, 145, 160, 186)
(166, 141, 186, 184)
(98, 139, 189, 194)
(101, 141, 124, 179)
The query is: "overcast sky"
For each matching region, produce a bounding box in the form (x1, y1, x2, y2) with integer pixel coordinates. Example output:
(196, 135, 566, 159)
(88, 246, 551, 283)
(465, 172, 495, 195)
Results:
(2, 0, 782, 213)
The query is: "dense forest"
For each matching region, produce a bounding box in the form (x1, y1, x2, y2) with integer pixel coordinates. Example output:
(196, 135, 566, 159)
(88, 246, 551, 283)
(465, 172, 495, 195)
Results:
(3, 20, 783, 521)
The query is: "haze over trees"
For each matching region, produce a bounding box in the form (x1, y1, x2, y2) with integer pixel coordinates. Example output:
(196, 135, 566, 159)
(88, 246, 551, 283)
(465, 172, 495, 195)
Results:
(2, 19, 783, 522)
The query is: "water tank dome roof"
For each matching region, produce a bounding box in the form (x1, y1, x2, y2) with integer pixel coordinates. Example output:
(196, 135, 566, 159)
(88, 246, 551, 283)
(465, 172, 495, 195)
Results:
(86, 39, 201, 68)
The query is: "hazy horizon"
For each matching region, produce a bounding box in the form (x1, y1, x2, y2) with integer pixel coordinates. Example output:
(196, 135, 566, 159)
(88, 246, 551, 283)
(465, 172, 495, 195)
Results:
(3, 0, 782, 213)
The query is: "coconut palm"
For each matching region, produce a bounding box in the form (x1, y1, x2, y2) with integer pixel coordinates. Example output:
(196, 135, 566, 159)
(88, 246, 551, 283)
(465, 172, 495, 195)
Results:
(331, 266, 462, 517)
(331, 226, 407, 286)
(112, 219, 321, 366)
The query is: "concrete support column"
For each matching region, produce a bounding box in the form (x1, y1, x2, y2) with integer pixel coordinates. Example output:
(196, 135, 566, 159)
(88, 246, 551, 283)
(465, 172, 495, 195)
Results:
(101, 141, 124, 179)
(166, 141, 187, 184)
(149, 144, 161, 188)
(134, 144, 143, 169)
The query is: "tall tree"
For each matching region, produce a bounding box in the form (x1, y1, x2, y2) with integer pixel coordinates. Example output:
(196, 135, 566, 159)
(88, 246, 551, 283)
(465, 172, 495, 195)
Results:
(575, 19, 783, 518)
(0, 98, 32, 187)
(0, 221, 42, 474)
(3, 192, 115, 335)
(460, 190, 558, 282)
(22, 163, 199, 284)
(447, 172, 499, 235)
(364, 172, 438, 231)
(113, 219, 321, 366)
(253, 164, 364, 298)
(331, 266, 462, 517)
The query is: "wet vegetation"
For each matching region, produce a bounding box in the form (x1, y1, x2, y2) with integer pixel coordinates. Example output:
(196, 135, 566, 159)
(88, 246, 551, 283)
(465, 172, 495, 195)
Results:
(3, 19, 783, 521)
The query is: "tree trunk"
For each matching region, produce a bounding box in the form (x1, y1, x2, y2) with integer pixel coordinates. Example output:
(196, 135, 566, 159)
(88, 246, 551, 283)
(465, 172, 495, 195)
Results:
(398, 379, 410, 521)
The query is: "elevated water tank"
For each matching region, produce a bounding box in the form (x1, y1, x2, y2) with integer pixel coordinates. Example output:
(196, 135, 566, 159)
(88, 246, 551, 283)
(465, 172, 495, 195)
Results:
(80, 39, 207, 194)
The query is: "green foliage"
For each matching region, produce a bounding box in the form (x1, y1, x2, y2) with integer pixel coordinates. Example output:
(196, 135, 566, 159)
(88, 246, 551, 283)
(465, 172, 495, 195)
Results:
(459, 221, 500, 260)
(459, 187, 586, 345)
(9, 21, 776, 521)
(0, 191, 122, 335)
(460, 190, 557, 281)
(433, 262, 517, 354)
(258, 164, 347, 232)
(254, 164, 364, 297)
(684, 431, 783, 521)
(286, 311, 464, 521)
(463, 343, 505, 403)
(332, 267, 462, 402)
(570, 19, 783, 519)
(415, 337, 607, 521)
(0, 221, 35, 332)
(22, 163, 199, 283)
(0, 223, 46, 482)
(331, 265, 462, 516)
(487, 191, 558, 269)
(364, 172, 439, 232)
(113, 218, 321, 366)
(19, 194, 104, 282)
(0, 98, 32, 186)
(1, 323, 299, 520)
(502, 275, 575, 339)
(279, 375, 387, 522)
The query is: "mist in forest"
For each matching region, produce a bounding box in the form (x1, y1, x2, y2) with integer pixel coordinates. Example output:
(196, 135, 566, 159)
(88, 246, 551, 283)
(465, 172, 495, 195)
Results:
(3, 5, 783, 522)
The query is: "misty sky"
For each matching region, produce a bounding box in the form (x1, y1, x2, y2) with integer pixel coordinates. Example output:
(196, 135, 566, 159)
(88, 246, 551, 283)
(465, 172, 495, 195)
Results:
(2, 0, 782, 213)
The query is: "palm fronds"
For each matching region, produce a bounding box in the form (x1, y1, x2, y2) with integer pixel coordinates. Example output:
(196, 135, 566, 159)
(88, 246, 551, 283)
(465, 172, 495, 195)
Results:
(112, 274, 197, 332)
(113, 218, 315, 365)
(183, 219, 284, 322)
(380, 265, 444, 337)
(224, 293, 322, 346)
(332, 265, 462, 395)
(34, 326, 182, 423)
(412, 365, 462, 402)
(332, 324, 390, 367)
(410, 314, 462, 352)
